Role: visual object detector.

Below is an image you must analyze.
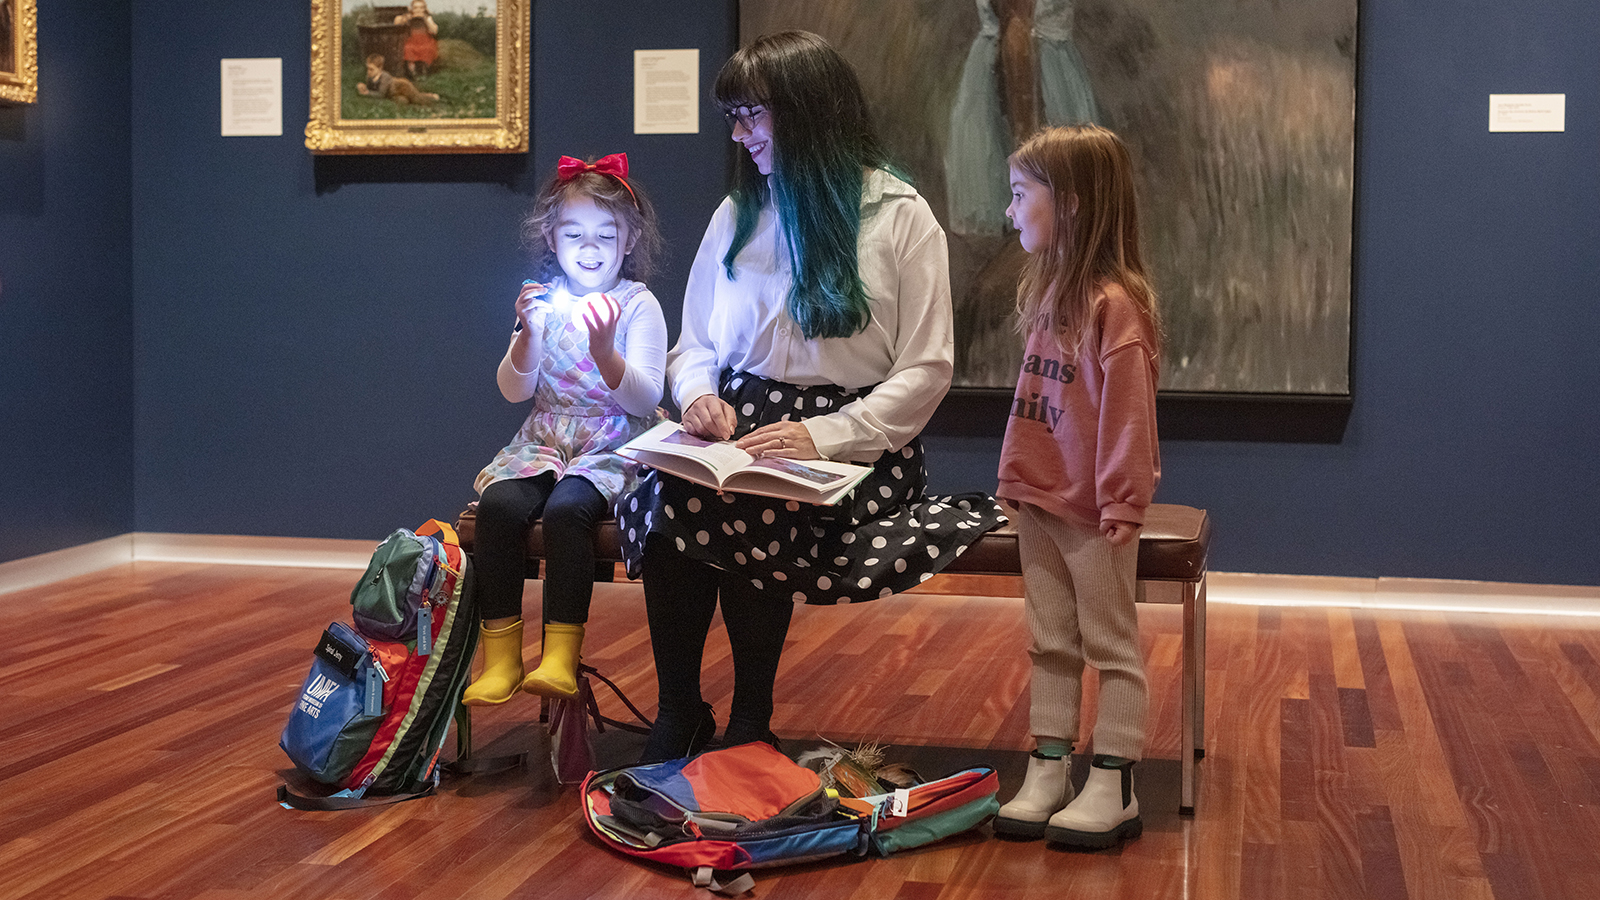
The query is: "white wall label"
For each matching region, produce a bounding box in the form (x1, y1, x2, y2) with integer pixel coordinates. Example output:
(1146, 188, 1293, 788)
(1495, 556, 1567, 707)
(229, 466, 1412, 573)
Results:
(635, 49, 699, 135)
(221, 58, 283, 137)
(1489, 94, 1565, 133)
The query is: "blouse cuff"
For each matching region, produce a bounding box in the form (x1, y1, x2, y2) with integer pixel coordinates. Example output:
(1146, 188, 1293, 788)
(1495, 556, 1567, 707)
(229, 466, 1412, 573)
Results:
(674, 380, 719, 416)
(801, 415, 853, 462)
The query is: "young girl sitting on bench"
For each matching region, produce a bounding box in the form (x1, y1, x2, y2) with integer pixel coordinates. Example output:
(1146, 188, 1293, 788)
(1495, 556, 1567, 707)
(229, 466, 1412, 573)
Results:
(464, 153, 667, 704)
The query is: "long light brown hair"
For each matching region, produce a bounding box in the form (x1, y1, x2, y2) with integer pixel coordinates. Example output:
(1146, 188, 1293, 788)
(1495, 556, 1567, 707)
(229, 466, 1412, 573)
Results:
(1009, 124, 1161, 358)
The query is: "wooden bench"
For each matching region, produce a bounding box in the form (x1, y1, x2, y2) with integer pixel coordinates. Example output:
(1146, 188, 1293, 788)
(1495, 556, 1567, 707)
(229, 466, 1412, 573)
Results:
(455, 502, 1211, 814)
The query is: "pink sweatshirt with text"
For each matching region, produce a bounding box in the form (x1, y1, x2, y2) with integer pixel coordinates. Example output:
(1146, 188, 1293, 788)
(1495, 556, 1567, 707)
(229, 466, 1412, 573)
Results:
(996, 283, 1161, 528)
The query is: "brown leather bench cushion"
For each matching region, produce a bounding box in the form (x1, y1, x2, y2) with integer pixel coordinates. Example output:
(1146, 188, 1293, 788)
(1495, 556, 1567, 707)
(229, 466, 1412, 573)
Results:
(942, 503, 1210, 582)
(455, 502, 1208, 585)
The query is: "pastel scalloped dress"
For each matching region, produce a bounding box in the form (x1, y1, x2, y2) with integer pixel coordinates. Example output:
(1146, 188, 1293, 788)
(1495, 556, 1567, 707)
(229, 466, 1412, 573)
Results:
(475, 280, 657, 505)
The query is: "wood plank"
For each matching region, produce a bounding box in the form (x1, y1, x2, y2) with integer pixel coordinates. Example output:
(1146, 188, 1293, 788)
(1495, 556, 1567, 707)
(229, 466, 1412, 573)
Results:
(1357, 806, 1410, 900)
(1241, 607, 1288, 844)
(1328, 607, 1367, 691)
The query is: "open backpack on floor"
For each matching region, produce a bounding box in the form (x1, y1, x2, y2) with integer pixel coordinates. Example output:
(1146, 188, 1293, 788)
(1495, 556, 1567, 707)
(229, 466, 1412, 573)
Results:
(582, 741, 999, 893)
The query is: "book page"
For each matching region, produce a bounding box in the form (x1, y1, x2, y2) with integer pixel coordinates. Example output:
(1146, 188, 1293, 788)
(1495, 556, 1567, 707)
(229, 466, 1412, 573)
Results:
(733, 457, 860, 490)
(651, 427, 753, 479)
(724, 456, 872, 505)
(618, 421, 749, 483)
(619, 420, 872, 504)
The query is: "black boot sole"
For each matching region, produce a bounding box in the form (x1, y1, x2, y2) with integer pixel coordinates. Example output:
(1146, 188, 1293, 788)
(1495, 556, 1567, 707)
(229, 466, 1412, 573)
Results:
(992, 814, 1050, 840)
(1045, 815, 1143, 849)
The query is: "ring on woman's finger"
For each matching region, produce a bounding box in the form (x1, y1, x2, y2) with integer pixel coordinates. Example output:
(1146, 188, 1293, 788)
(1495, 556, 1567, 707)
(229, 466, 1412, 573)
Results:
(780, 437, 788, 448)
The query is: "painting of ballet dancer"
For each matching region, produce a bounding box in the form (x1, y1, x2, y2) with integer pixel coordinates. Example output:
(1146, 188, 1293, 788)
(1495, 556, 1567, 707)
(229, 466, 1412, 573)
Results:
(740, 0, 1357, 399)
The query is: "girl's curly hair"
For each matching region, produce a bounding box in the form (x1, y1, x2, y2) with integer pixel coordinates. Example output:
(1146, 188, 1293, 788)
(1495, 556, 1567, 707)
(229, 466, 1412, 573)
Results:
(520, 162, 663, 284)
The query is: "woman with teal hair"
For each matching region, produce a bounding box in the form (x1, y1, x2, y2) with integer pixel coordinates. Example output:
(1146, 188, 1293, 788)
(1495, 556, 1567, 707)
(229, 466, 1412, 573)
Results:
(617, 30, 1006, 763)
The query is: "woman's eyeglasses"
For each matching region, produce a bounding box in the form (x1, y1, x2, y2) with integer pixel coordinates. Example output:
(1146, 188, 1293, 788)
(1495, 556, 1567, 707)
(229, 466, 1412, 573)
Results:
(723, 105, 768, 131)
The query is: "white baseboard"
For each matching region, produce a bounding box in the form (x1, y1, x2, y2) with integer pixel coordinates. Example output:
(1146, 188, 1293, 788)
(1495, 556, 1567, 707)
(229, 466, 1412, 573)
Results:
(0, 534, 136, 595)
(1209, 571, 1600, 617)
(129, 532, 378, 569)
(0, 532, 377, 596)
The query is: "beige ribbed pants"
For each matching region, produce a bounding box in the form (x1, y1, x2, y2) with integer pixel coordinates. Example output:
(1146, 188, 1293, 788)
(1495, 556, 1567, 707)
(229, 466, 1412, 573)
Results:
(1014, 501, 1148, 760)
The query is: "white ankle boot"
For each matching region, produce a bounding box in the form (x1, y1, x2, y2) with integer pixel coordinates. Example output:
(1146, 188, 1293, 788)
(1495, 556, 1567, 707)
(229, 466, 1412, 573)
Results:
(1045, 758, 1141, 849)
(994, 751, 1074, 839)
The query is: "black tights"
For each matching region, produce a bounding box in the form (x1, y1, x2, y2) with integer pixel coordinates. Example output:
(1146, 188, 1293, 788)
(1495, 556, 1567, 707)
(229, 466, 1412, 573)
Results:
(643, 539, 795, 747)
(474, 473, 607, 624)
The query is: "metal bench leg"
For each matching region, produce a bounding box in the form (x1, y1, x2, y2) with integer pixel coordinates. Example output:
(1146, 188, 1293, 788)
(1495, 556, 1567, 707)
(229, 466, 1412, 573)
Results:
(1180, 579, 1198, 815)
(1195, 573, 1207, 761)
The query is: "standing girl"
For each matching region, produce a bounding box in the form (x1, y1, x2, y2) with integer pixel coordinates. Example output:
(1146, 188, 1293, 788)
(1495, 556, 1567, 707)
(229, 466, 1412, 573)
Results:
(394, 0, 439, 80)
(464, 153, 667, 705)
(992, 124, 1161, 849)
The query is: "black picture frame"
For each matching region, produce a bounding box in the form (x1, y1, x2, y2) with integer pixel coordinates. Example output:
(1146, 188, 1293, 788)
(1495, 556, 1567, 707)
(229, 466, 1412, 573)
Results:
(929, 389, 1353, 443)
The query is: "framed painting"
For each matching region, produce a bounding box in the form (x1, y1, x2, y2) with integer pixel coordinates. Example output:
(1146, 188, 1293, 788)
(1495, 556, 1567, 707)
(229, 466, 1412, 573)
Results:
(740, 0, 1358, 439)
(306, 0, 529, 154)
(0, 0, 38, 105)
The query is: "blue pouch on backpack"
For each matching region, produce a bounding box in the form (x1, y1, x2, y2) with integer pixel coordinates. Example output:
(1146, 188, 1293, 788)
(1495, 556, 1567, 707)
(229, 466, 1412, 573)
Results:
(280, 622, 388, 784)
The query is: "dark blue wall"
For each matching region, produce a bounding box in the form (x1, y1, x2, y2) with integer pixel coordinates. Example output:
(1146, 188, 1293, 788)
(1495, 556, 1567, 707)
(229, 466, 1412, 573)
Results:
(5, 1, 1599, 586)
(0, 0, 134, 560)
(128, 0, 736, 542)
(938, 0, 1600, 585)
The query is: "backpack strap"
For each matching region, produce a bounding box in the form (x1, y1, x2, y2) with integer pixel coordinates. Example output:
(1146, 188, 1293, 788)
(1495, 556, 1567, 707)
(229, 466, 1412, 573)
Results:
(580, 664, 652, 735)
(415, 518, 460, 548)
(445, 702, 529, 776)
(275, 781, 435, 811)
(279, 705, 526, 811)
(690, 867, 756, 895)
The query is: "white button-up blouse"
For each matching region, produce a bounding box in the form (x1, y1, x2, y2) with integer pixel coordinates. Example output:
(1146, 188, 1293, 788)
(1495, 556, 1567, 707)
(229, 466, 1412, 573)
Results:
(668, 170, 956, 464)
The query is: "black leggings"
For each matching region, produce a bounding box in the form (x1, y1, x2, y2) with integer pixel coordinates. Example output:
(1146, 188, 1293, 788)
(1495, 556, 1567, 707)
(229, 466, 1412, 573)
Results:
(643, 539, 795, 742)
(474, 473, 608, 625)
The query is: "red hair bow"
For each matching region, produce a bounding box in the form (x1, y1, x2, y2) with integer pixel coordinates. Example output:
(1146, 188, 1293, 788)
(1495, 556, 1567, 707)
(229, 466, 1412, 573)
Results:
(557, 153, 629, 181)
(555, 153, 637, 206)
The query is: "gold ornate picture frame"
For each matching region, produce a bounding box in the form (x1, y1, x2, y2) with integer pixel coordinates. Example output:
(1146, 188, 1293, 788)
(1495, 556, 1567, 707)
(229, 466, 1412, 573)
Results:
(307, 0, 528, 154)
(0, 0, 38, 105)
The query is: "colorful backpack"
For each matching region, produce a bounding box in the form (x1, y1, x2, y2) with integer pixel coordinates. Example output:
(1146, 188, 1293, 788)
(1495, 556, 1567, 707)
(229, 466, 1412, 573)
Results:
(278, 520, 480, 809)
(860, 765, 1001, 856)
(582, 741, 999, 892)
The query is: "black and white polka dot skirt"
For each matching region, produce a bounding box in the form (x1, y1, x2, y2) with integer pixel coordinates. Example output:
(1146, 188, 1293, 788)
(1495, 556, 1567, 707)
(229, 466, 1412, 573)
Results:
(616, 370, 1007, 605)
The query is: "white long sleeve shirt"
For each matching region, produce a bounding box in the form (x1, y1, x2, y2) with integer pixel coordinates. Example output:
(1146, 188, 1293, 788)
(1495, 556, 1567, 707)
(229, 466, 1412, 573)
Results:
(668, 171, 955, 463)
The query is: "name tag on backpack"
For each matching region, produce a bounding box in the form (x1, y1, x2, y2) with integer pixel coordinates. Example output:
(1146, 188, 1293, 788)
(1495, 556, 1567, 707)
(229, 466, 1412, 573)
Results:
(315, 628, 362, 681)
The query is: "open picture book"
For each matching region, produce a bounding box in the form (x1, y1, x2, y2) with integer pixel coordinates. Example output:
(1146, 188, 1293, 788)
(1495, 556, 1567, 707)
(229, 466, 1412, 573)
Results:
(618, 420, 873, 506)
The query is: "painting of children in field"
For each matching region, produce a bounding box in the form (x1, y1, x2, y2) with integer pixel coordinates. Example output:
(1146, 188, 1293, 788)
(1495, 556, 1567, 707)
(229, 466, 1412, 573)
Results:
(340, 1, 498, 120)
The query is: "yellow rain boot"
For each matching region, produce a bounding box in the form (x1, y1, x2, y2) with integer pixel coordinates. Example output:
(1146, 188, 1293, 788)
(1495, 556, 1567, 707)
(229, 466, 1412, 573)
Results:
(520, 622, 584, 699)
(462, 620, 525, 706)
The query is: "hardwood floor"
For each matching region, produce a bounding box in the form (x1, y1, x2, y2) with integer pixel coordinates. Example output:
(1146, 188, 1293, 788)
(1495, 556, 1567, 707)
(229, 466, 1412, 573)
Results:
(6, 563, 1600, 899)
